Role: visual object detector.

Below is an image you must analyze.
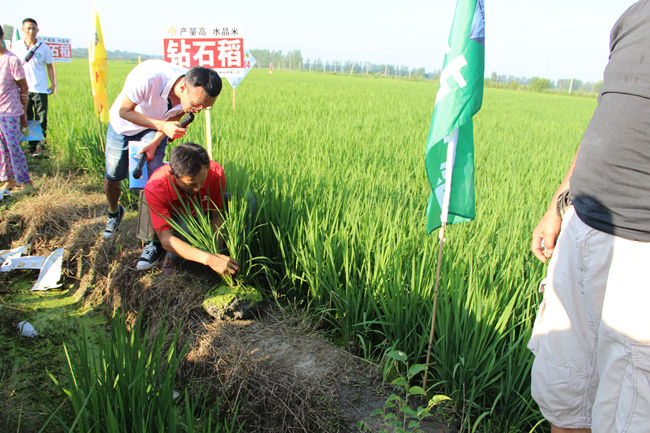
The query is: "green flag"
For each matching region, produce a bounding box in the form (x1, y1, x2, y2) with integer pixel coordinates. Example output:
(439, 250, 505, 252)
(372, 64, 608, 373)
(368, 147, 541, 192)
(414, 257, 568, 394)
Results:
(10, 25, 21, 51)
(425, 0, 485, 235)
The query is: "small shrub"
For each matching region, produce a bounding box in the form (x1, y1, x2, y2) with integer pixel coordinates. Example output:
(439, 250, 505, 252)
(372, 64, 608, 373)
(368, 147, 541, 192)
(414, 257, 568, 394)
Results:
(370, 350, 450, 433)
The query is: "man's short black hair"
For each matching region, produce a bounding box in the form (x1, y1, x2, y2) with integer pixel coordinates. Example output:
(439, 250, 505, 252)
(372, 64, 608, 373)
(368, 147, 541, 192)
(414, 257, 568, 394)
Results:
(22, 18, 38, 27)
(184, 67, 222, 98)
(170, 142, 210, 177)
(0, 26, 4, 39)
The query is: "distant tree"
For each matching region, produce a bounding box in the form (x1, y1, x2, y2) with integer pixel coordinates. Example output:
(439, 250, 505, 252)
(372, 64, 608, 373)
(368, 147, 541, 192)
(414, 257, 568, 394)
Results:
(286, 50, 303, 69)
(248, 48, 439, 77)
(529, 77, 551, 92)
(592, 81, 604, 94)
(269, 50, 283, 68)
(413, 67, 426, 79)
(250, 49, 271, 67)
(72, 48, 159, 60)
(570, 79, 583, 92)
(556, 79, 572, 91)
(579, 81, 596, 93)
(509, 80, 519, 90)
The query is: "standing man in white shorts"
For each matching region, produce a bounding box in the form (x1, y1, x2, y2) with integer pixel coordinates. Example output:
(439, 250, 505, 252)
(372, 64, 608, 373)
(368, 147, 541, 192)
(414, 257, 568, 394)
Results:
(530, 2, 650, 432)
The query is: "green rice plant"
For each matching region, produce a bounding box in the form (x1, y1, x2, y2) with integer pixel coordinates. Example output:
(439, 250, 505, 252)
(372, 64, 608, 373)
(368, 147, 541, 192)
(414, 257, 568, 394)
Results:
(53, 313, 183, 432)
(47, 314, 240, 433)
(46, 61, 597, 430)
(179, 389, 243, 433)
(222, 190, 276, 285)
(160, 184, 223, 258)
(159, 178, 272, 288)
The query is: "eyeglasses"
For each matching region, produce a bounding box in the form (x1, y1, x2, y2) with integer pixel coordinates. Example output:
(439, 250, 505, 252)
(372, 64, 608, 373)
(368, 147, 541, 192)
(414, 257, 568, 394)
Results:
(184, 86, 208, 113)
(172, 171, 208, 194)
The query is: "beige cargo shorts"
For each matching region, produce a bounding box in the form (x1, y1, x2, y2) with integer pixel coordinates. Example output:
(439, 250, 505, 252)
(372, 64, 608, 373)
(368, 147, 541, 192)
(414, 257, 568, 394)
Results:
(528, 207, 650, 432)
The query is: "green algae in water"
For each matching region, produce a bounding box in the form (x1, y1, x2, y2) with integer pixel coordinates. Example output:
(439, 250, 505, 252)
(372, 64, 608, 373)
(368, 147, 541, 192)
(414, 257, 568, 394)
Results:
(2, 273, 95, 331)
(0, 273, 108, 433)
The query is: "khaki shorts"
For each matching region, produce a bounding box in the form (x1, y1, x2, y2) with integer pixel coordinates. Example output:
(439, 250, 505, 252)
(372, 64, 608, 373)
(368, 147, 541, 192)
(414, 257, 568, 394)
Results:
(528, 207, 650, 432)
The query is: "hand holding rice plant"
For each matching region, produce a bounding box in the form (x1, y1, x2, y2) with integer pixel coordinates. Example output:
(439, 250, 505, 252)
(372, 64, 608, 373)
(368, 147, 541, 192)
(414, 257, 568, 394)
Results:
(204, 245, 240, 276)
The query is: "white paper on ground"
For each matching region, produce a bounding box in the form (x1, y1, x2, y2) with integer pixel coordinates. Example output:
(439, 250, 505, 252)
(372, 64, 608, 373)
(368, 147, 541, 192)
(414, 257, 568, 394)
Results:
(1, 255, 48, 272)
(0, 245, 30, 261)
(18, 321, 39, 337)
(0, 245, 31, 271)
(32, 248, 65, 291)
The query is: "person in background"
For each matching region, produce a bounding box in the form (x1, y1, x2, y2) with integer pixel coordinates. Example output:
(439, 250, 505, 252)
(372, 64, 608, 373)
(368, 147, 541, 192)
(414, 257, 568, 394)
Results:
(529, 1, 650, 432)
(0, 25, 32, 193)
(101, 59, 221, 272)
(12, 18, 55, 156)
(144, 142, 238, 276)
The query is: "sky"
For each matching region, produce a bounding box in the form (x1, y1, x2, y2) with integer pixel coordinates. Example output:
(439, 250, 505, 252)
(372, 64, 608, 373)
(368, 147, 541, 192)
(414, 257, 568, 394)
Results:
(4, 0, 639, 82)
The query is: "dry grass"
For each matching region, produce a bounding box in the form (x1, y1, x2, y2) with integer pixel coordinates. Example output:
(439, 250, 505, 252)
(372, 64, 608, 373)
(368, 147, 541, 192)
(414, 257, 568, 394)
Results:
(181, 311, 362, 432)
(0, 173, 105, 254)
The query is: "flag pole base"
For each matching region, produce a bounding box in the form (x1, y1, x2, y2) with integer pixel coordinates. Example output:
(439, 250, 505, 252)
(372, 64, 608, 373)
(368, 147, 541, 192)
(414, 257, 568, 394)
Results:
(422, 222, 447, 392)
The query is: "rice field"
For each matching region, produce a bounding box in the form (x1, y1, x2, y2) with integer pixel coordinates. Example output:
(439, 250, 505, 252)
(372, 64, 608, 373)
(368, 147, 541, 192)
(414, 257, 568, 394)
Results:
(47, 59, 596, 432)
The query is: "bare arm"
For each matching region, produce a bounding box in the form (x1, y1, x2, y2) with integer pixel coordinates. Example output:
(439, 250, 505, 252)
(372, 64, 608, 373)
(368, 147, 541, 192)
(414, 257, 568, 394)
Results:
(118, 95, 187, 139)
(18, 78, 29, 129)
(46, 63, 56, 95)
(531, 149, 579, 262)
(138, 113, 183, 161)
(157, 229, 239, 275)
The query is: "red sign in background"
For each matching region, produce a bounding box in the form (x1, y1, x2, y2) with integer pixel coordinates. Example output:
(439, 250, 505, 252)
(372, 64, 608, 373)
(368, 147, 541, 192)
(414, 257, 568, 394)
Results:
(40, 37, 72, 62)
(163, 38, 243, 69)
(47, 43, 72, 61)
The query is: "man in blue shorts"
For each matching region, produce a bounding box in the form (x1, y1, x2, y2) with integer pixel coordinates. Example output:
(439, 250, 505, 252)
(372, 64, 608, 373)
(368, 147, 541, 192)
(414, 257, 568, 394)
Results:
(102, 59, 221, 271)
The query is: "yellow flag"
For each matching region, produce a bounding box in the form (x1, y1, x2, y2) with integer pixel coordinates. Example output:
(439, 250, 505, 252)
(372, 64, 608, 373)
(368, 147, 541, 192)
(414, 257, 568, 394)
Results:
(89, 6, 109, 124)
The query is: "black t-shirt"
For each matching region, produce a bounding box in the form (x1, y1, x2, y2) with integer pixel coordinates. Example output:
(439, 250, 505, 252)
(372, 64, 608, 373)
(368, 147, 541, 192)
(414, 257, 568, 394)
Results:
(571, 0, 650, 241)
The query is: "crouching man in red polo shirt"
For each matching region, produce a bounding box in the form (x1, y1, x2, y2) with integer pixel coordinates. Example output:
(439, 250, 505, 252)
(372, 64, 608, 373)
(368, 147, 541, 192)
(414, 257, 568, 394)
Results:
(144, 142, 239, 276)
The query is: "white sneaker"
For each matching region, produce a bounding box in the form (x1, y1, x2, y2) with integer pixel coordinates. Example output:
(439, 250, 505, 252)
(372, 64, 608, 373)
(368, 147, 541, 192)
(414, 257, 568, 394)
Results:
(103, 205, 125, 239)
(136, 242, 165, 271)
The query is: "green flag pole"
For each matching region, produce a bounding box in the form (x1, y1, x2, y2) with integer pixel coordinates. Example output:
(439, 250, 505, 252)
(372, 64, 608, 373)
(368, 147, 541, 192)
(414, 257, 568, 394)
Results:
(423, 128, 458, 391)
(423, 222, 445, 391)
(422, 0, 483, 392)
